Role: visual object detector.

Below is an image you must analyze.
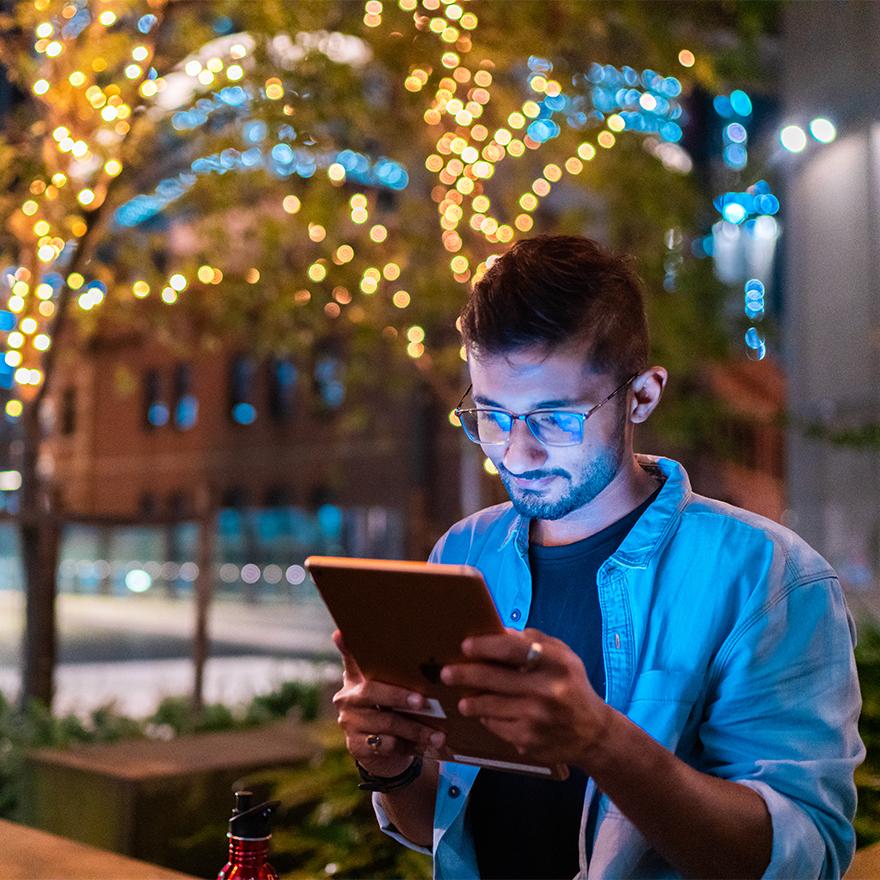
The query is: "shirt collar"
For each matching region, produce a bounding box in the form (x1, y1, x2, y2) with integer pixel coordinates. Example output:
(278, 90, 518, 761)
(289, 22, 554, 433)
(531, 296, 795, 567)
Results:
(499, 455, 691, 567)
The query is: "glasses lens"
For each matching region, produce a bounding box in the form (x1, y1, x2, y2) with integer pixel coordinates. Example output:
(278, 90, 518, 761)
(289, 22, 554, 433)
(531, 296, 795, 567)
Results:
(459, 409, 510, 444)
(527, 412, 583, 446)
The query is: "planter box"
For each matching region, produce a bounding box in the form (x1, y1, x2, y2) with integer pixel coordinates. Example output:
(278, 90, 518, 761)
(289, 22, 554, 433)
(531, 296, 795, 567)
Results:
(21, 720, 326, 876)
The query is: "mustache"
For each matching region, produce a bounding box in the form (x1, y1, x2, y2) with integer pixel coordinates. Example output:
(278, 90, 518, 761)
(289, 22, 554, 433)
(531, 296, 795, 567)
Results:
(498, 465, 569, 481)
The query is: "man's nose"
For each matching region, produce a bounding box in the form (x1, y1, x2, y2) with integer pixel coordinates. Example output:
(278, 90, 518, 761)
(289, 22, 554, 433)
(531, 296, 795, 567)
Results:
(502, 417, 547, 472)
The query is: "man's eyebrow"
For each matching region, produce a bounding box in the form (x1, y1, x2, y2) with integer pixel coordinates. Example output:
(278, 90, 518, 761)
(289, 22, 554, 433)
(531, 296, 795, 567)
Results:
(472, 393, 583, 409)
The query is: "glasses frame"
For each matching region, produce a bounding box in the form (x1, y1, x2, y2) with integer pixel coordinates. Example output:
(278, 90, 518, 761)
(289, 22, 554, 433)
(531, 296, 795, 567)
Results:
(453, 373, 638, 447)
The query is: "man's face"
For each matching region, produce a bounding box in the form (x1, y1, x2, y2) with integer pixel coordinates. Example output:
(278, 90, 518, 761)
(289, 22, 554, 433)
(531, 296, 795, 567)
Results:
(467, 346, 628, 521)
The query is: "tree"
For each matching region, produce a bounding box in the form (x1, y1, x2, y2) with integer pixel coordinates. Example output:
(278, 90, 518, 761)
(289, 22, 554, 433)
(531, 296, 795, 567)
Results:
(0, 0, 778, 706)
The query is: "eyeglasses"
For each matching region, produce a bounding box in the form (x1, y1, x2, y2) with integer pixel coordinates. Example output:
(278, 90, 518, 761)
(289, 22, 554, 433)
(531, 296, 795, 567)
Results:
(453, 374, 637, 447)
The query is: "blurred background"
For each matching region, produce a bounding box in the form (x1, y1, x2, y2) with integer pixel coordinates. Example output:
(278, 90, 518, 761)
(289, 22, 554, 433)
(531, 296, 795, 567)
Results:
(1, 0, 879, 877)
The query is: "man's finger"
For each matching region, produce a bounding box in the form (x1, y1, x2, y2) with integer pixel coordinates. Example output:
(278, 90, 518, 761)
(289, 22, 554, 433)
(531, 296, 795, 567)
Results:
(346, 706, 444, 748)
(458, 692, 531, 721)
(440, 661, 524, 693)
(332, 629, 363, 680)
(461, 630, 542, 668)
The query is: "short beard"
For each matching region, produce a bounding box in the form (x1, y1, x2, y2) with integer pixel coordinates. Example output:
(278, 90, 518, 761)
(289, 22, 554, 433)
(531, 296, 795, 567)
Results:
(498, 416, 626, 521)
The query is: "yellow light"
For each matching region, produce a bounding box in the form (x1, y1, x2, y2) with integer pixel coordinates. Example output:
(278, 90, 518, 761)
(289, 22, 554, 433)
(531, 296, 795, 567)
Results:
(5, 401, 22, 419)
(508, 112, 525, 129)
(101, 105, 118, 122)
(68, 70, 86, 87)
(308, 223, 326, 242)
(51, 172, 67, 187)
(497, 225, 514, 243)
(460, 146, 479, 164)
(265, 78, 284, 100)
(7, 333, 24, 349)
(406, 342, 425, 359)
(169, 273, 187, 292)
(22, 201, 38, 216)
(45, 41, 62, 58)
(483, 458, 498, 476)
(4, 351, 21, 367)
(448, 409, 461, 428)
(519, 193, 538, 211)
(350, 193, 368, 209)
(36, 283, 52, 299)
(124, 64, 142, 80)
(184, 59, 202, 77)
(197, 70, 215, 87)
(213, 269, 223, 284)
(351, 208, 368, 225)
(98, 10, 117, 26)
(577, 142, 597, 161)
(515, 213, 534, 232)
(565, 156, 584, 175)
(472, 195, 490, 213)
(77, 189, 95, 207)
(460, 11, 478, 29)
(161, 287, 177, 304)
(35, 22, 53, 38)
(678, 49, 695, 68)
(132, 46, 149, 62)
(450, 255, 469, 273)
(530, 75, 547, 93)
(197, 265, 214, 284)
(226, 64, 244, 82)
(294, 289, 311, 304)
(406, 325, 425, 344)
(459, 344, 468, 361)
(33, 334, 51, 351)
(132, 280, 150, 298)
(441, 52, 460, 69)
(598, 131, 616, 149)
(507, 139, 525, 157)
(246, 268, 260, 284)
(332, 286, 351, 304)
(67, 272, 84, 290)
(37, 244, 56, 263)
(38, 301, 55, 317)
(327, 163, 346, 183)
(308, 263, 327, 282)
(544, 163, 562, 182)
(33, 79, 50, 96)
(71, 140, 88, 158)
(20, 318, 37, 335)
(370, 224, 388, 243)
(140, 81, 158, 98)
(33, 220, 50, 236)
(335, 245, 354, 263)
(282, 195, 301, 214)
(360, 277, 378, 294)
(607, 114, 625, 132)
(104, 159, 122, 177)
(8, 297, 24, 313)
(382, 263, 400, 281)
(392, 290, 411, 308)
(522, 101, 540, 118)
(472, 161, 492, 178)
(206, 57, 223, 73)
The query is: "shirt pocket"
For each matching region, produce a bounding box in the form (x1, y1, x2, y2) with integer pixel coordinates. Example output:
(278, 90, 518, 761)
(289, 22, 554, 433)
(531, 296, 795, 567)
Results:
(625, 668, 705, 751)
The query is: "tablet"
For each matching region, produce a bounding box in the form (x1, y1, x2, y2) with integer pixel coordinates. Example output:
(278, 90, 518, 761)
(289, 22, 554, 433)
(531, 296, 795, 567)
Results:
(305, 555, 566, 779)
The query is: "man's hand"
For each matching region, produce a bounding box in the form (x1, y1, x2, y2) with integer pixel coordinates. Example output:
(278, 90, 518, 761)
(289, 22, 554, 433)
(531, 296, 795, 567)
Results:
(332, 630, 446, 777)
(440, 627, 611, 767)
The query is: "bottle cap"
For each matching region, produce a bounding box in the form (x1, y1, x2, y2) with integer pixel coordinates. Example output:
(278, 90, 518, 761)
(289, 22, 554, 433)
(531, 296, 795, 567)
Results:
(228, 790, 281, 840)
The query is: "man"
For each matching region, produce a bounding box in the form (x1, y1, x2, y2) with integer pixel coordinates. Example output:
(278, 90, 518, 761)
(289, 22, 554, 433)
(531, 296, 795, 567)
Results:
(333, 235, 864, 878)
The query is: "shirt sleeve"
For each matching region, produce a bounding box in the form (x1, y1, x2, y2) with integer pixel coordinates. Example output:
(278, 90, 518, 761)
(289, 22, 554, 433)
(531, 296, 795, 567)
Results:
(698, 575, 865, 879)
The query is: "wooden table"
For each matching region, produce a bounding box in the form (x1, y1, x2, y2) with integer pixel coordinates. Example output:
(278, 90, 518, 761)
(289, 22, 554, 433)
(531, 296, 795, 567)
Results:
(0, 819, 196, 879)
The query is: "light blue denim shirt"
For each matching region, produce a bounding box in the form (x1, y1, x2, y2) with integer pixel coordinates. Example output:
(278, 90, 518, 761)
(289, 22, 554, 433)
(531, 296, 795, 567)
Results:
(374, 456, 864, 879)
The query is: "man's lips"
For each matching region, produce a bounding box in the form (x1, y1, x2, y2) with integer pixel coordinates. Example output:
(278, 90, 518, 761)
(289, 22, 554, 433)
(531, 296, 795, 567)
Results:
(506, 472, 559, 490)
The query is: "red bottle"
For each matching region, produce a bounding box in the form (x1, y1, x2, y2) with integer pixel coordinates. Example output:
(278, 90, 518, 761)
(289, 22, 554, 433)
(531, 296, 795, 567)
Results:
(217, 790, 281, 880)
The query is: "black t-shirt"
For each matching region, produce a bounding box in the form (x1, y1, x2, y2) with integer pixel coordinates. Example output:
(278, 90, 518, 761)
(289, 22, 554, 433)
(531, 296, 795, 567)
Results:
(467, 489, 659, 880)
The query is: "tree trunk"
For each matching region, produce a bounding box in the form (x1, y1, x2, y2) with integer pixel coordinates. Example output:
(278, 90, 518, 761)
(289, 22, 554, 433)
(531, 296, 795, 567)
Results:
(20, 404, 61, 709)
(192, 490, 217, 713)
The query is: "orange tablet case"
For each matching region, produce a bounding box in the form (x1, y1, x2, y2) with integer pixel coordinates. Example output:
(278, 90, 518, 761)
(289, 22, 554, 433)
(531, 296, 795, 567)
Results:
(305, 555, 567, 779)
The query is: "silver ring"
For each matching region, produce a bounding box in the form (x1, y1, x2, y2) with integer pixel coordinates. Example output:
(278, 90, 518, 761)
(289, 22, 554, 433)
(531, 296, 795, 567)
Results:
(522, 641, 543, 672)
(366, 733, 382, 752)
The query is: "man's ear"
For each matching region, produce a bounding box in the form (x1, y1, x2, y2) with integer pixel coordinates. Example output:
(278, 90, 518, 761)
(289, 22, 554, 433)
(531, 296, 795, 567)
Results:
(629, 367, 667, 424)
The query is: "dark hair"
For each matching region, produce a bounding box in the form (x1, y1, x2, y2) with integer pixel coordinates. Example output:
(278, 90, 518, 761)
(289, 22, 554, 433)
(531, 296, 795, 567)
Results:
(458, 235, 649, 379)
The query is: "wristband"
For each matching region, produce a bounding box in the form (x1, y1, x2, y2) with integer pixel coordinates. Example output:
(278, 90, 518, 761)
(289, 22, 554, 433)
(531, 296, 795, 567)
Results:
(356, 755, 423, 792)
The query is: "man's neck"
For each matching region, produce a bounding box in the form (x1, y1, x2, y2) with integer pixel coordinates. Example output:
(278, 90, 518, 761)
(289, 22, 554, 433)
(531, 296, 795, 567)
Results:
(530, 457, 659, 547)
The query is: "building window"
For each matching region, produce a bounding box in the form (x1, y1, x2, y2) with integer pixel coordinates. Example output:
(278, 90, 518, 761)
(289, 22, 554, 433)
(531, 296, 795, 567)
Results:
(229, 356, 257, 425)
(173, 362, 198, 430)
(144, 368, 169, 429)
(267, 357, 297, 424)
(61, 387, 76, 436)
(313, 351, 345, 415)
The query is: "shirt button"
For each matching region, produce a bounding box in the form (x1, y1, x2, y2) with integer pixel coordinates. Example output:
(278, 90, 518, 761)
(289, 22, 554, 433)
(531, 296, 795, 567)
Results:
(510, 609, 522, 622)
(614, 633, 621, 649)
(448, 785, 460, 798)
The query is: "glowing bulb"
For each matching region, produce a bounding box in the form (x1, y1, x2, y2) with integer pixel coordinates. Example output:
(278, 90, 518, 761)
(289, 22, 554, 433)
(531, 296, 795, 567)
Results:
(6, 400, 23, 418)
(67, 272, 84, 290)
(33, 334, 51, 351)
(227, 64, 244, 82)
(809, 117, 837, 144)
(132, 280, 150, 297)
(77, 189, 95, 207)
(678, 49, 695, 67)
(33, 79, 50, 95)
(98, 10, 117, 26)
(104, 159, 122, 176)
(161, 287, 177, 304)
(780, 124, 807, 153)
(132, 46, 149, 62)
(282, 195, 301, 214)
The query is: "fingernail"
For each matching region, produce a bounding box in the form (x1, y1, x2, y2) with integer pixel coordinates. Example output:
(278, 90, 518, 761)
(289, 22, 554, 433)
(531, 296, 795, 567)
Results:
(440, 667, 453, 684)
(406, 693, 423, 708)
(461, 638, 473, 654)
(430, 731, 445, 748)
(458, 698, 469, 715)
